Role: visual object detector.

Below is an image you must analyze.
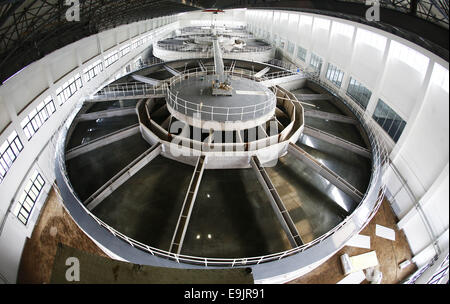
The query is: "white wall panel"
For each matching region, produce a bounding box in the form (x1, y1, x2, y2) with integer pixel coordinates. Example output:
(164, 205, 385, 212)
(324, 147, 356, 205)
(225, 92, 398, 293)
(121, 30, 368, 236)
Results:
(311, 17, 330, 57)
(402, 212, 433, 254)
(130, 24, 139, 38)
(398, 83, 449, 194)
(380, 59, 424, 119)
(297, 15, 313, 47)
(117, 26, 129, 43)
(99, 31, 116, 51)
(421, 173, 449, 238)
(328, 33, 353, 68)
(351, 43, 383, 88)
(10, 65, 49, 114)
(287, 13, 299, 37)
(78, 36, 100, 63)
(50, 50, 78, 83)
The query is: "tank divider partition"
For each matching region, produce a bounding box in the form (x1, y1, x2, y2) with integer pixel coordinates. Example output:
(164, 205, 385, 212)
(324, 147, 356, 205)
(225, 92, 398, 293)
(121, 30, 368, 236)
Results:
(288, 142, 363, 204)
(85, 142, 162, 211)
(75, 107, 137, 122)
(131, 74, 161, 86)
(250, 155, 303, 248)
(294, 93, 332, 101)
(303, 125, 371, 158)
(65, 124, 140, 160)
(163, 64, 181, 76)
(169, 155, 207, 254)
(151, 104, 168, 117)
(198, 60, 207, 72)
(304, 109, 357, 124)
(273, 117, 285, 131)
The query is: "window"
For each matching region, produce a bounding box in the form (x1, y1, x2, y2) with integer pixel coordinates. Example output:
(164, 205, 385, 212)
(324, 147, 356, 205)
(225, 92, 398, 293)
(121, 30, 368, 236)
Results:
(131, 38, 143, 49)
(346, 77, 372, 109)
(309, 53, 323, 72)
(119, 44, 131, 57)
(83, 60, 103, 83)
(12, 170, 45, 225)
(326, 63, 345, 88)
(55, 73, 83, 105)
(0, 131, 24, 184)
(287, 41, 295, 55)
(296, 45, 307, 62)
(21, 96, 56, 140)
(104, 51, 119, 68)
(372, 99, 406, 143)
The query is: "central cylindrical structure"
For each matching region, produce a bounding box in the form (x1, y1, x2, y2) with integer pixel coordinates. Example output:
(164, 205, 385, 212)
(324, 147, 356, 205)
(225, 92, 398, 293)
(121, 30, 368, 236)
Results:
(166, 71, 277, 131)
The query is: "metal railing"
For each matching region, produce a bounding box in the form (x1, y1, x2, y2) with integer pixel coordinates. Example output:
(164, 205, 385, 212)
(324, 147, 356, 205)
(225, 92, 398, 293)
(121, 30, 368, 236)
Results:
(166, 68, 276, 122)
(58, 60, 388, 267)
(155, 41, 272, 54)
(94, 82, 167, 100)
(139, 57, 165, 69)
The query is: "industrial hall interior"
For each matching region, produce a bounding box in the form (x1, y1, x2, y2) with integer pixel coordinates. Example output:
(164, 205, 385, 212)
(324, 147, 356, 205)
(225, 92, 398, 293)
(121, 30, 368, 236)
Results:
(0, 0, 448, 285)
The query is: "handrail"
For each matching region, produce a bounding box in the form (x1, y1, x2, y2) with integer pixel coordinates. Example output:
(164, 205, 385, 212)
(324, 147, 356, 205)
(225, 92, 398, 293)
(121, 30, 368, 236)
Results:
(56, 60, 388, 267)
(94, 82, 167, 100)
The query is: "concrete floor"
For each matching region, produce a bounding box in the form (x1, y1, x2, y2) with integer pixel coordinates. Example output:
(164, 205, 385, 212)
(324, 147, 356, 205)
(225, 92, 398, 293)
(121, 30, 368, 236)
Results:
(67, 114, 139, 149)
(86, 99, 139, 113)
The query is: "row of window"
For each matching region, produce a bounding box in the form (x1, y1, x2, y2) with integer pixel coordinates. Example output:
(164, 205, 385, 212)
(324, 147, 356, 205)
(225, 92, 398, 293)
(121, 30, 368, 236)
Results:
(325, 63, 345, 88)
(296, 46, 307, 62)
(309, 53, 323, 73)
(12, 170, 46, 225)
(20, 96, 56, 141)
(0, 131, 24, 184)
(120, 44, 131, 57)
(104, 51, 120, 68)
(2, 21, 175, 228)
(83, 60, 104, 83)
(275, 38, 407, 143)
(287, 41, 295, 55)
(55, 73, 83, 106)
(1, 22, 170, 187)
